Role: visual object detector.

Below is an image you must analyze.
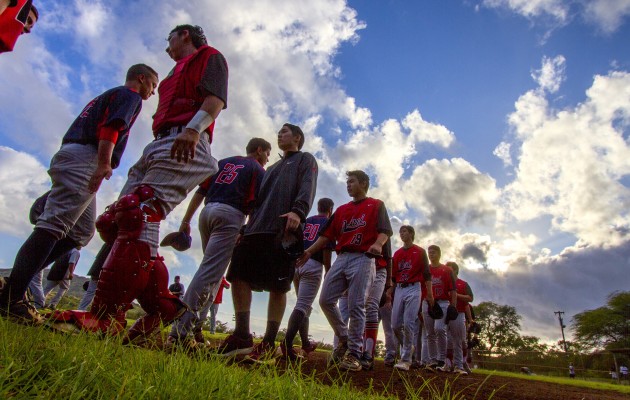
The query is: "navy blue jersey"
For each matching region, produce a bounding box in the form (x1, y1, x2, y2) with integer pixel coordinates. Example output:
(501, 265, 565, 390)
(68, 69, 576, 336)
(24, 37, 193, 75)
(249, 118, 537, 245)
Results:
(303, 214, 332, 263)
(62, 86, 143, 169)
(196, 155, 265, 214)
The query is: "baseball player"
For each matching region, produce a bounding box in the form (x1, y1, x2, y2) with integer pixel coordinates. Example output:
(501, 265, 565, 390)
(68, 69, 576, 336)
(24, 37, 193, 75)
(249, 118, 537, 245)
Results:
(42, 248, 81, 309)
(360, 249, 392, 370)
(218, 124, 317, 361)
(390, 225, 432, 371)
(208, 277, 230, 334)
(0, 0, 37, 53)
(0, 64, 158, 324)
(168, 137, 271, 347)
(379, 286, 398, 366)
(50, 25, 229, 343)
(281, 197, 334, 361)
(441, 261, 473, 375)
(422, 245, 457, 372)
(168, 276, 185, 300)
(298, 170, 393, 372)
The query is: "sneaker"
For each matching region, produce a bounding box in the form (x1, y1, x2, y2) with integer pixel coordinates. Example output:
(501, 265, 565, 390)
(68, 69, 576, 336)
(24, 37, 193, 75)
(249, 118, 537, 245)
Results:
(244, 341, 276, 364)
(359, 353, 374, 371)
(437, 360, 452, 372)
(193, 330, 206, 344)
(453, 367, 469, 376)
(329, 341, 348, 365)
(424, 363, 438, 373)
(383, 356, 396, 367)
(0, 300, 44, 326)
(394, 361, 411, 371)
(280, 342, 304, 362)
(215, 334, 254, 357)
(339, 353, 362, 371)
(463, 362, 472, 374)
(301, 341, 318, 355)
(411, 360, 424, 369)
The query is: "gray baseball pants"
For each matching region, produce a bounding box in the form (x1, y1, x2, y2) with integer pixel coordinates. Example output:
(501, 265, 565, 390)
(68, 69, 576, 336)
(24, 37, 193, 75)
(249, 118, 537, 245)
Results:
(293, 258, 324, 315)
(170, 202, 244, 338)
(422, 299, 449, 364)
(379, 303, 398, 360)
(391, 282, 421, 363)
(319, 252, 374, 356)
(447, 312, 467, 369)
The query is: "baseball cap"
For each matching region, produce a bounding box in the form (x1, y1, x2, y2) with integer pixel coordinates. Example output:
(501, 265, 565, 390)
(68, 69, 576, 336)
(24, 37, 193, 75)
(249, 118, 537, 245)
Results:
(160, 231, 192, 251)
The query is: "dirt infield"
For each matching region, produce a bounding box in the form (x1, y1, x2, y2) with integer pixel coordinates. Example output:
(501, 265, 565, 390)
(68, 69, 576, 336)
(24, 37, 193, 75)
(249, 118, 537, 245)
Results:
(184, 338, 623, 400)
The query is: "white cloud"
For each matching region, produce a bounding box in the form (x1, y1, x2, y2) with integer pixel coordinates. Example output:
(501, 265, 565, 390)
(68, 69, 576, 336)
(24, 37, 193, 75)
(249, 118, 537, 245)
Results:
(482, 0, 569, 23)
(493, 141, 513, 166)
(532, 55, 566, 93)
(502, 58, 630, 246)
(0, 147, 50, 236)
(582, 0, 630, 34)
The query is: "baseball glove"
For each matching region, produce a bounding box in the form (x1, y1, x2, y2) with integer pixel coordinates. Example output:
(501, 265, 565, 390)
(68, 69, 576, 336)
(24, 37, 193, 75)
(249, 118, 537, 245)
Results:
(469, 321, 482, 334)
(160, 231, 192, 251)
(29, 190, 50, 225)
(444, 304, 459, 324)
(428, 302, 444, 320)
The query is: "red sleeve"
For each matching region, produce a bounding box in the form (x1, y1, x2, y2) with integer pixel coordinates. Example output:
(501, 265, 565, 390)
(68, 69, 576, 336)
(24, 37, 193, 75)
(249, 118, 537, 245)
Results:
(97, 125, 120, 143)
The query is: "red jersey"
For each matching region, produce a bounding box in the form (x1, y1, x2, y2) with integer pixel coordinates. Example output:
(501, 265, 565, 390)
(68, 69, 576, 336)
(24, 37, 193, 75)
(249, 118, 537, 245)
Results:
(429, 264, 456, 301)
(455, 278, 473, 313)
(0, 0, 32, 53)
(321, 197, 392, 255)
(392, 244, 430, 284)
(213, 277, 230, 304)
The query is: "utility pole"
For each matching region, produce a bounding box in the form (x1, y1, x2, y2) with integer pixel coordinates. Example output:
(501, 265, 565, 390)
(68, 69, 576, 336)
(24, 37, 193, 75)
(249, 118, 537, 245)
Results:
(554, 311, 568, 353)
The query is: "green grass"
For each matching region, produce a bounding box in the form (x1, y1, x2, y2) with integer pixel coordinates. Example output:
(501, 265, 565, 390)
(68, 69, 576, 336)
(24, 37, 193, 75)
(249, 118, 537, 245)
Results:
(0, 320, 395, 400)
(472, 368, 630, 394)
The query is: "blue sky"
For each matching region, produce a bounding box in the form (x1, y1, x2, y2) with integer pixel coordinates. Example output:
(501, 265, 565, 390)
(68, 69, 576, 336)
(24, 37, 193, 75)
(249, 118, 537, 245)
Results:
(1, 0, 629, 345)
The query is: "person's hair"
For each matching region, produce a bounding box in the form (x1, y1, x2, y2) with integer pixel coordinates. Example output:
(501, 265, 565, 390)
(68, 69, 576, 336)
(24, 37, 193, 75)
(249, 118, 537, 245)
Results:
(428, 244, 441, 254)
(174, 275, 181, 280)
(246, 137, 271, 154)
(30, 5, 39, 19)
(346, 170, 370, 192)
(317, 198, 334, 213)
(126, 64, 158, 82)
(445, 261, 459, 275)
(283, 123, 304, 150)
(171, 24, 208, 48)
(399, 225, 415, 240)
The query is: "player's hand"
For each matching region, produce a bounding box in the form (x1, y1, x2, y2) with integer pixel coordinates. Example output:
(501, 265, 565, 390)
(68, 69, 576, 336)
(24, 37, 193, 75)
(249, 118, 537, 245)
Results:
(88, 164, 113, 193)
(366, 242, 383, 257)
(426, 294, 435, 308)
(280, 211, 301, 232)
(179, 221, 191, 236)
(171, 128, 200, 163)
(296, 249, 312, 268)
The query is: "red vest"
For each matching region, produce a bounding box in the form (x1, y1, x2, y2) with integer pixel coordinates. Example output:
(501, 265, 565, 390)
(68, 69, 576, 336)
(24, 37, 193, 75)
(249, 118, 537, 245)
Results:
(0, 0, 32, 53)
(152, 45, 220, 141)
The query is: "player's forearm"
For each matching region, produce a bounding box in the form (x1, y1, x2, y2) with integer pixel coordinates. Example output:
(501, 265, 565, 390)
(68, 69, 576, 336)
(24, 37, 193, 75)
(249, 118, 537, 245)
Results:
(374, 233, 389, 248)
(182, 192, 204, 224)
(305, 236, 330, 257)
(450, 289, 457, 306)
(96, 140, 115, 167)
(199, 94, 225, 120)
(458, 293, 473, 303)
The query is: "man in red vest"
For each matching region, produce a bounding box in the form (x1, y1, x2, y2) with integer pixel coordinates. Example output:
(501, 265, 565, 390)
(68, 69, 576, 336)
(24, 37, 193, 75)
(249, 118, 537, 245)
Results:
(51, 25, 229, 343)
(0, 0, 38, 53)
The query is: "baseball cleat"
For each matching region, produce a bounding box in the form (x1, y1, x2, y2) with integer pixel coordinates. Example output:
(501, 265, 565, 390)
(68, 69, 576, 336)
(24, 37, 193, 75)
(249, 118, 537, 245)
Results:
(339, 353, 362, 372)
(215, 333, 254, 357)
(0, 300, 44, 326)
(244, 341, 276, 364)
(394, 361, 411, 371)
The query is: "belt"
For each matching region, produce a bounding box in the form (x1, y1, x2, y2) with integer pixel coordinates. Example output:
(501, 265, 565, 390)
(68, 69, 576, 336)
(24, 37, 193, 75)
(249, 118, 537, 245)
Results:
(397, 282, 418, 288)
(154, 126, 186, 140)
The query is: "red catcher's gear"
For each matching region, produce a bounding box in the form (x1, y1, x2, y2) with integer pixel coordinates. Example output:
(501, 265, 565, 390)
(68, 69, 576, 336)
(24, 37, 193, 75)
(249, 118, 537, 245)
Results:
(152, 46, 220, 140)
(95, 202, 118, 243)
(124, 256, 186, 343)
(0, 0, 32, 53)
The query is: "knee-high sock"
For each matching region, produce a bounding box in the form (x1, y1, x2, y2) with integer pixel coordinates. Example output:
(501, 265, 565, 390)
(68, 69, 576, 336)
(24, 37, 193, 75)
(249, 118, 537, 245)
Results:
(263, 320, 281, 345)
(2, 228, 57, 304)
(284, 309, 305, 346)
(299, 315, 310, 346)
(364, 321, 379, 358)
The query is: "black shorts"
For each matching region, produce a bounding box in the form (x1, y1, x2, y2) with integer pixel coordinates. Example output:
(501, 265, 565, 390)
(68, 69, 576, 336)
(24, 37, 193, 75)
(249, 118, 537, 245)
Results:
(227, 233, 295, 293)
